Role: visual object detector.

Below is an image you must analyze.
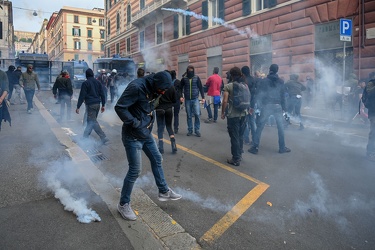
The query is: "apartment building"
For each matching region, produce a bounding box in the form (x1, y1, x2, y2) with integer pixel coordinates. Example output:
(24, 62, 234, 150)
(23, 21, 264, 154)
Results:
(104, 0, 375, 83)
(0, 0, 15, 59)
(27, 19, 48, 54)
(46, 6, 105, 67)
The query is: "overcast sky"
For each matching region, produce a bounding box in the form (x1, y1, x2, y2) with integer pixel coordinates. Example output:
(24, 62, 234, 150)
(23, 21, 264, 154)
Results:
(12, 0, 104, 33)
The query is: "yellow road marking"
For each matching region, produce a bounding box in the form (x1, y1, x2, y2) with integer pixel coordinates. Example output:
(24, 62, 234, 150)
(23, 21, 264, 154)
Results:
(155, 134, 270, 245)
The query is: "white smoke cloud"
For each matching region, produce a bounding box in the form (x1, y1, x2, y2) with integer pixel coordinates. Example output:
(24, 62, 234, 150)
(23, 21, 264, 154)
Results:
(42, 159, 101, 223)
(161, 8, 259, 39)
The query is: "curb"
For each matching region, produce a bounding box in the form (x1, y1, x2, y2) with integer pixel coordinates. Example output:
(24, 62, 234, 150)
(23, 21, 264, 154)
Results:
(34, 96, 201, 250)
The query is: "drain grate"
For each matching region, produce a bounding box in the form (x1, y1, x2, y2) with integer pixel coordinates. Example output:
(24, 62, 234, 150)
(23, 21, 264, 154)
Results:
(85, 147, 109, 163)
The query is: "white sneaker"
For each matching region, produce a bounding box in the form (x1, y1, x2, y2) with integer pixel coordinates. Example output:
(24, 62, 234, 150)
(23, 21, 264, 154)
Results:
(158, 188, 182, 201)
(117, 203, 137, 221)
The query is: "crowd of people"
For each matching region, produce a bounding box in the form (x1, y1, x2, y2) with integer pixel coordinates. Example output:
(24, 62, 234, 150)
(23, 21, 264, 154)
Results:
(1, 63, 374, 221)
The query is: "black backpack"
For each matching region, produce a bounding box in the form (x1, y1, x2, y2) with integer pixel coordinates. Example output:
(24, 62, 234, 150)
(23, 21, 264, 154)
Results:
(232, 81, 251, 111)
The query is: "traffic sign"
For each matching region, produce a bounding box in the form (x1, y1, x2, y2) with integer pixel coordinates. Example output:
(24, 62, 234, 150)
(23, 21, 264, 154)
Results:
(340, 19, 352, 42)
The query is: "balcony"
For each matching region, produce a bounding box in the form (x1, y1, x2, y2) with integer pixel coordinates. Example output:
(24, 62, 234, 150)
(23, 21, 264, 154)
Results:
(132, 0, 186, 26)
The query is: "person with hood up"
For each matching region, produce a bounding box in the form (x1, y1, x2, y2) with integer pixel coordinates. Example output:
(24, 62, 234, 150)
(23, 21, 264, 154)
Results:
(248, 64, 291, 154)
(180, 65, 205, 137)
(53, 70, 73, 121)
(76, 68, 108, 144)
(115, 71, 182, 221)
(5, 65, 16, 104)
(362, 72, 375, 162)
(19, 64, 40, 114)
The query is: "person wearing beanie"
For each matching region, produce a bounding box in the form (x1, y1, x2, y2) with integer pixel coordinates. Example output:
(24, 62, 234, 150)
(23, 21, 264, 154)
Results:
(76, 68, 108, 144)
(248, 63, 291, 154)
(115, 71, 182, 221)
(19, 64, 40, 114)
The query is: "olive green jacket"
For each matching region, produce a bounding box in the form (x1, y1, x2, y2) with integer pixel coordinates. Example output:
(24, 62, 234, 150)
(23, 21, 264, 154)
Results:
(19, 71, 40, 90)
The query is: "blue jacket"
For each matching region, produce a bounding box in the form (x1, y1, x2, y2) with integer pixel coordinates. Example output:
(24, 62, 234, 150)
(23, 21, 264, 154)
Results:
(115, 71, 172, 139)
(77, 69, 105, 108)
(180, 75, 204, 100)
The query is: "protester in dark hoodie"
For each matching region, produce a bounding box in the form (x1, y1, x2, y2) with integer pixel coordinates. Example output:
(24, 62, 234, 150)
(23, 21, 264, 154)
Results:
(5, 65, 15, 104)
(53, 70, 73, 121)
(180, 65, 205, 137)
(155, 70, 178, 154)
(0, 69, 10, 131)
(115, 71, 182, 221)
(248, 64, 291, 154)
(76, 68, 108, 144)
(241, 66, 257, 145)
(362, 72, 375, 162)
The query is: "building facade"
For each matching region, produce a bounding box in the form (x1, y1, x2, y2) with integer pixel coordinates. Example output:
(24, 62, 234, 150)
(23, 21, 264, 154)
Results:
(104, 0, 375, 85)
(0, 0, 15, 59)
(46, 6, 105, 67)
(14, 30, 35, 56)
(27, 19, 48, 55)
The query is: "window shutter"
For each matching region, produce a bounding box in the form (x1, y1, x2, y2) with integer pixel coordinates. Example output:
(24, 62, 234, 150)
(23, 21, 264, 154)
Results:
(173, 14, 179, 39)
(72, 28, 74, 36)
(243, 0, 251, 16)
(202, 1, 208, 30)
(218, 0, 225, 20)
(78, 29, 81, 36)
(186, 9, 191, 35)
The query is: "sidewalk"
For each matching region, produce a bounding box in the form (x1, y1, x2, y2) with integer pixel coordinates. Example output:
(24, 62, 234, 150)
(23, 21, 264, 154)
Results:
(0, 95, 200, 250)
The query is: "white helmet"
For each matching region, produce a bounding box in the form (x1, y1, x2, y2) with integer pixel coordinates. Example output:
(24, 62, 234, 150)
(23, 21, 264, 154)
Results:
(112, 69, 117, 73)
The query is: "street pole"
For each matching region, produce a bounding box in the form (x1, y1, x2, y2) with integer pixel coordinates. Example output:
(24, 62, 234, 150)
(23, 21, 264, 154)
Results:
(343, 41, 346, 86)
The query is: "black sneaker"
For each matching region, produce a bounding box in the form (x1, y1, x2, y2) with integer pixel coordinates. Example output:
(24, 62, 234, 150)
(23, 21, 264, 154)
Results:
(279, 147, 291, 153)
(248, 146, 258, 154)
(227, 158, 240, 166)
(195, 131, 201, 137)
(187, 131, 193, 136)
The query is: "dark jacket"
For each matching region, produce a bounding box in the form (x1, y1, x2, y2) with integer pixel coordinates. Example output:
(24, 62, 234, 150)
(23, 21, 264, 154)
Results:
(157, 86, 177, 110)
(180, 75, 204, 100)
(13, 69, 22, 84)
(285, 80, 306, 96)
(256, 73, 286, 111)
(243, 75, 257, 108)
(115, 71, 172, 139)
(77, 69, 105, 108)
(52, 76, 73, 96)
(6, 70, 16, 86)
(363, 79, 375, 118)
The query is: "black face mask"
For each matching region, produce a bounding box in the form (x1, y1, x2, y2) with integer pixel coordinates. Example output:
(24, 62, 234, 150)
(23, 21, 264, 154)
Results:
(187, 71, 194, 78)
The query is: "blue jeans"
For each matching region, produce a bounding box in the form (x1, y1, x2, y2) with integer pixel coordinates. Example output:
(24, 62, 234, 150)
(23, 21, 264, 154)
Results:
(253, 104, 286, 150)
(24, 89, 35, 111)
(243, 114, 256, 143)
(120, 133, 169, 204)
(227, 116, 247, 161)
(287, 96, 302, 123)
(185, 98, 201, 133)
(206, 103, 219, 121)
(59, 94, 72, 120)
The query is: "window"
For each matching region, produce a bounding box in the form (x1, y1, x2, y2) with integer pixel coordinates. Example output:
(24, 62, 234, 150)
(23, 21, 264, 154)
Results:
(255, 0, 277, 11)
(140, 0, 145, 9)
(116, 43, 120, 54)
(243, 0, 251, 16)
(127, 5, 131, 24)
(174, 11, 190, 39)
(74, 15, 79, 23)
(101, 43, 105, 51)
(72, 28, 81, 36)
(202, 0, 224, 29)
(116, 13, 120, 31)
(100, 29, 105, 39)
(87, 29, 92, 38)
(126, 37, 131, 53)
(99, 18, 105, 26)
(74, 54, 79, 60)
(107, 47, 110, 57)
(139, 31, 144, 50)
(87, 17, 92, 25)
(88, 41, 93, 51)
(74, 41, 81, 50)
(156, 22, 163, 44)
(107, 20, 111, 36)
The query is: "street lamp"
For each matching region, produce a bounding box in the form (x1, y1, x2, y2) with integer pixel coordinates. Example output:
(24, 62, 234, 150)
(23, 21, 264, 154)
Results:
(33, 10, 37, 16)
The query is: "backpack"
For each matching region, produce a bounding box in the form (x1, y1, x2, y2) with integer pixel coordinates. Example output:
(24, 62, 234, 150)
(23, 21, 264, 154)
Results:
(232, 81, 251, 111)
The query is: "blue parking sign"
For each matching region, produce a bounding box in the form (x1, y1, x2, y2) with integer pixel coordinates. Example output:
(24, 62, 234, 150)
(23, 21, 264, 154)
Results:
(340, 19, 352, 42)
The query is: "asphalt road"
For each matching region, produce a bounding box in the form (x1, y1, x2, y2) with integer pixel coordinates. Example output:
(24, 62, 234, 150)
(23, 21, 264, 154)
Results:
(38, 89, 375, 250)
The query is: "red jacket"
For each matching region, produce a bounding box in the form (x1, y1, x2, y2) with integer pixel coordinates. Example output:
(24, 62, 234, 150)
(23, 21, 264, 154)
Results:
(205, 74, 222, 96)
